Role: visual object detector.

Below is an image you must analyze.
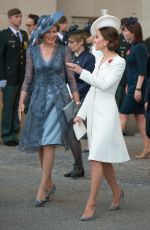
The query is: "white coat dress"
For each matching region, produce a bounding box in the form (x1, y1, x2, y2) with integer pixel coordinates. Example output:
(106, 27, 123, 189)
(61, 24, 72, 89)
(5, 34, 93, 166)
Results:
(77, 54, 130, 163)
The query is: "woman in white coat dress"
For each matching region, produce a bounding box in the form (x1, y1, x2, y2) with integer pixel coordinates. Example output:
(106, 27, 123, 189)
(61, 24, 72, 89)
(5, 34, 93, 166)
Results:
(67, 14, 130, 221)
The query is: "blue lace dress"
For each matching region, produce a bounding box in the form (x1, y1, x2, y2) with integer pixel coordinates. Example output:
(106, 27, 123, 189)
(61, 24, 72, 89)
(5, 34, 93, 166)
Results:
(19, 44, 78, 152)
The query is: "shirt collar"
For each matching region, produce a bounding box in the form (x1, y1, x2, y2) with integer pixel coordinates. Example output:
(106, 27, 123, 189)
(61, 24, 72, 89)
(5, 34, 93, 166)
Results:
(9, 26, 20, 35)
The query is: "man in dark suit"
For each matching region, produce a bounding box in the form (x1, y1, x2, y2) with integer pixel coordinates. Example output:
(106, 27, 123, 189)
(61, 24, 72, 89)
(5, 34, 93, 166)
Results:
(0, 8, 28, 146)
(57, 16, 68, 45)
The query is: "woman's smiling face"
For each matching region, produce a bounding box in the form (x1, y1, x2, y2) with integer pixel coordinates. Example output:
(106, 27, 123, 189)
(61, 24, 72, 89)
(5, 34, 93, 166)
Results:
(43, 25, 58, 44)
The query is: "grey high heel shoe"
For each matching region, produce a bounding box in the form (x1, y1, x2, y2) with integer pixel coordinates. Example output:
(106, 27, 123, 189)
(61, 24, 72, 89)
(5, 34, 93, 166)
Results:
(46, 184, 56, 201)
(80, 208, 96, 221)
(35, 199, 46, 207)
(109, 190, 124, 211)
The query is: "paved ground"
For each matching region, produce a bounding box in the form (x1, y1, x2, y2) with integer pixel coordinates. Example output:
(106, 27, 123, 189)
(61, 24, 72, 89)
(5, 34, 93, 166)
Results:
(0, 134, 150, 230)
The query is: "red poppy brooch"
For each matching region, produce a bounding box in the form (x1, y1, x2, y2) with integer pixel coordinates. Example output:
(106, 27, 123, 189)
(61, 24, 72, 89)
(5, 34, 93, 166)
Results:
(108, 58, 113, 64)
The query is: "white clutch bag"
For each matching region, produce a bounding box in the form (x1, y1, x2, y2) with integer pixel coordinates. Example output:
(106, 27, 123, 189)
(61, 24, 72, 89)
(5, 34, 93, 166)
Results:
(73, 121, 87, 140)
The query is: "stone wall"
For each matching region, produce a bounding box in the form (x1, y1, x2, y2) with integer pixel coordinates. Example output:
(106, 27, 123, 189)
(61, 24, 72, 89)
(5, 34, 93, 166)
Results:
(0, 0, 150, 38)
(0, 0, 57, 30)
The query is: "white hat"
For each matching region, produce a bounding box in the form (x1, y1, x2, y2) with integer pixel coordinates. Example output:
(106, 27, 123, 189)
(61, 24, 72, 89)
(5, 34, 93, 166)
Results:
(90, 14, 120, 36)
(100, 9, 108, 16)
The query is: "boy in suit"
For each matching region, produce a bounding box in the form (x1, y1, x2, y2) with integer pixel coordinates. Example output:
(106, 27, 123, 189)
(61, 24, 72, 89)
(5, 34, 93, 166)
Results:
(0, 8, 28, 146)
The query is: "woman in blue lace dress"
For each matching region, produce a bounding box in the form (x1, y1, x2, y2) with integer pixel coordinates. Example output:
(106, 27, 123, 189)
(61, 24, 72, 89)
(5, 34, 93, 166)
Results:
(18, 12, 81, 207)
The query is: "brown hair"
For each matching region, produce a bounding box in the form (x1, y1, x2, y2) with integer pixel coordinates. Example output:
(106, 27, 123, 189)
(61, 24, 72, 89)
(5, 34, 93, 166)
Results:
(123, 22, 143, 43)
(58, 16, 67, 24)
(99, 27, 119, 51)
(68, 30, 87, 48)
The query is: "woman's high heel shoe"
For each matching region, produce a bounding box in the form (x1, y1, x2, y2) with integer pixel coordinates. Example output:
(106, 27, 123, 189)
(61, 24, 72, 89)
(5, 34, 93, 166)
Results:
(35, 199, 46, 207)
(46, 184, 56, 201)
(135, 151, 150, 159)
(109, 190, 124, 211)
(80, 207, 96, 221)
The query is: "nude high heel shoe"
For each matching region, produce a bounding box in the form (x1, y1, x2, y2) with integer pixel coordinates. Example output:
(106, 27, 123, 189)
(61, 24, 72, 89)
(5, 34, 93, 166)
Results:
(109, 190, 124, 211)
(135, 151, 150, 159)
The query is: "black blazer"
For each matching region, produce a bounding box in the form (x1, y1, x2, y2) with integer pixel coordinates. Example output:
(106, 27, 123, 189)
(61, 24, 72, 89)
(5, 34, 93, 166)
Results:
(0, 28, 28, 85)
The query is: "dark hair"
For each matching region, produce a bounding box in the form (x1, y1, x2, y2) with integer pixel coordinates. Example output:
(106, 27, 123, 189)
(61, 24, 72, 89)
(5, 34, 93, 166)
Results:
(99, 27, 119, 51)
(28, 14, 39, 25)
(58, 16, 67, 24)
(68, 30, 87, 48)
(123, 22, 143, 43)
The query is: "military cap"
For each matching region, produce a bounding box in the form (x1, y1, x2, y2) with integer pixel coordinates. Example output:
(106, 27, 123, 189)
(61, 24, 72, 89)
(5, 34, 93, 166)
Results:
(7, 8, 22, 17)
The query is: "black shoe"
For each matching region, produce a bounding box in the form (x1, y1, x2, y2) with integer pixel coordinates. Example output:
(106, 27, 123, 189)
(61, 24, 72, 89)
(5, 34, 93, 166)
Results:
(4, 140, 18, 146)
(82, 148, 89, 153)
(123, 131, 135, 136)
(64, 165, 84, 178)
(13, 139, 19, 145)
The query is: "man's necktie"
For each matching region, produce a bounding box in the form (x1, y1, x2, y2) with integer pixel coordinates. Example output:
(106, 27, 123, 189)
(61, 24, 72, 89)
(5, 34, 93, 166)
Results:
(16, 32, 21, 42)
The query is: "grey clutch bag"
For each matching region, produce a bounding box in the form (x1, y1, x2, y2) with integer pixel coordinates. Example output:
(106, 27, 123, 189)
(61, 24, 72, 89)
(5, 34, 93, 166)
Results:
(63, 100, 81, 122)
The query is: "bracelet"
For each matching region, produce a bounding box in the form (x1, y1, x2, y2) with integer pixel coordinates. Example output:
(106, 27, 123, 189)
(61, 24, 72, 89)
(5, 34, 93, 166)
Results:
(135, 88, 141, 91)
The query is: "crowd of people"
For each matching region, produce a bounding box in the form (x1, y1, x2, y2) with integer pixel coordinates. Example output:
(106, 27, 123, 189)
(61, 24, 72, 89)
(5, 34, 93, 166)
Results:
(0, 7, 150, 221)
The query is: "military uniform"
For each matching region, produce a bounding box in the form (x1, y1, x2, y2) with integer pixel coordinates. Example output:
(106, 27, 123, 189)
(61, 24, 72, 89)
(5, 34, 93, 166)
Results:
(0, 27, 28, 144)
(115, 33, 130, 109)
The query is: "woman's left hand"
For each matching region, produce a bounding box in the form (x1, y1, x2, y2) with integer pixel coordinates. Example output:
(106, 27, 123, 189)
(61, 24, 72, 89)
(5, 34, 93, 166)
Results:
(74, 116, 82, 125)
(66, 62, 83, 74)
(134, 90, 142, 102)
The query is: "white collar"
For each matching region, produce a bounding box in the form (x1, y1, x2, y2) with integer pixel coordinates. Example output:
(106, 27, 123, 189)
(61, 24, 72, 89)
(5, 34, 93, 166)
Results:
(9, 26, 20, 35)
(57, 32, 63, 40)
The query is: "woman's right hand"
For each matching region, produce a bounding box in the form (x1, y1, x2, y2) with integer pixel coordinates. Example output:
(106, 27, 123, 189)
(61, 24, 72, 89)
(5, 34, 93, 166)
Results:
(18, 101, 25, 121)
(74, 116, 82, 125)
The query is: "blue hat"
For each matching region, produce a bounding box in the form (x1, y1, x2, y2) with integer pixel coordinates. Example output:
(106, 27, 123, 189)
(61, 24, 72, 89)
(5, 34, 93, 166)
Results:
(124, 17, 138, 26)
(30, 11, 64, 46)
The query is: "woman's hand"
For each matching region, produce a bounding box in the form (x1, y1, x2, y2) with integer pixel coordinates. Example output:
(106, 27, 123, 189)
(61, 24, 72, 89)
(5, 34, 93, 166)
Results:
(134, 90, 142, 102)
(74, 116, 82, 125)
(145, 102, 149, 111)
(18, 101, 25, 121)
(125, 85, 128, 94)
(66, 62, 83, 74)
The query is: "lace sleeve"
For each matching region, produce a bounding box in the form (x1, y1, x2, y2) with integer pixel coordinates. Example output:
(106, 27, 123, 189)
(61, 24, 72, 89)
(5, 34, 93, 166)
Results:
(21, 48, 33, 92)
(64, 47, 78, 93)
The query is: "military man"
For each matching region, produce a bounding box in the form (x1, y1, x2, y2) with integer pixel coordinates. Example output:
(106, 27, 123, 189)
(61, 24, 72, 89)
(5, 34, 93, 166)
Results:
(0, 8, 28, 146)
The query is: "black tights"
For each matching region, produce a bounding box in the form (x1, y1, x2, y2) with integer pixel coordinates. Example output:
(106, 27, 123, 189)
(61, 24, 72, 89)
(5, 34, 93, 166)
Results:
(67, 136, 83, 169)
